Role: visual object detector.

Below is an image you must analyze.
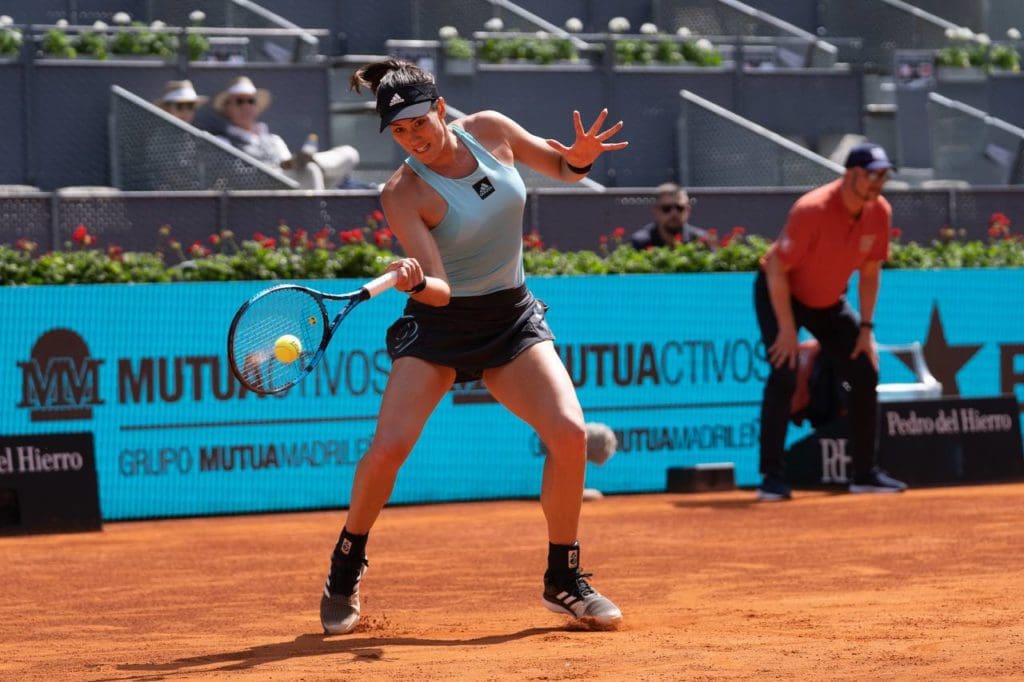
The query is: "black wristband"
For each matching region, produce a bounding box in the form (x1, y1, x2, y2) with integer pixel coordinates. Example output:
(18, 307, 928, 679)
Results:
(403, 278, 427, 294)
(859, 320, 874, 330)
(566, 161, 593, 175)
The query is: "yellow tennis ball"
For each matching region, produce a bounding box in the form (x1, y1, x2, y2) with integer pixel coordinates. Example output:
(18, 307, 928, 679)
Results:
(274, 334, 302, 363)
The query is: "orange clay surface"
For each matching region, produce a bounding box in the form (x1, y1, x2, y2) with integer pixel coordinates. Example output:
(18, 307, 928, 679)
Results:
(3, 483, 1024, 681)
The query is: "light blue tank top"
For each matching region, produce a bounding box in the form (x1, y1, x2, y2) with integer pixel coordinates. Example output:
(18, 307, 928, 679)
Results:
(405, 125, 527, 296)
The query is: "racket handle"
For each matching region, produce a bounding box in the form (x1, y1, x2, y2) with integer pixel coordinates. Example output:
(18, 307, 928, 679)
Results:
(362, 271, 400, 299)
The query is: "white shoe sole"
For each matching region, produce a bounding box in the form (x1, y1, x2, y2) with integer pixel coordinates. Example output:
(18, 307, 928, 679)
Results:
(756, 490, 791, 501)
(541, 597, 623, 626)
(848, 485, 905, 494)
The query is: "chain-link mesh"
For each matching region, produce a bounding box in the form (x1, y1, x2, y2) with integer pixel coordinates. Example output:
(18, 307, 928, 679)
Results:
(678, 91, 842, 187)
(950, 187, 1023, 238)
(817, 0, 953, 71)
(224, 191, 383, 241)
(110, 85, 297, 192)
(884, 190, 951, 240)
(652, 0, 834, 66)
(927, 93, 1024, 185)
(0, 192, 51, 249)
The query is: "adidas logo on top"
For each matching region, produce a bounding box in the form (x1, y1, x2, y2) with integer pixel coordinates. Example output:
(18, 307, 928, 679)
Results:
(388, 93, 405, 107)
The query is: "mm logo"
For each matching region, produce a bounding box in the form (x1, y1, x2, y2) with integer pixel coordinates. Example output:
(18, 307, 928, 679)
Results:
(17, 328, 104, 422)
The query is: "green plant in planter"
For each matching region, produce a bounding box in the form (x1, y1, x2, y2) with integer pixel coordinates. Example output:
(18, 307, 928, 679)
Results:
(40, 22, 76, 58)
(935, 44, 971, 68)
(75, 21, 109, 59)
(108, 12, 145, 56)
(186, 11, 210, 61)
(990, 44, 1020, 72)
(0, 16, 24, 57)
(438, 25, 473, 61)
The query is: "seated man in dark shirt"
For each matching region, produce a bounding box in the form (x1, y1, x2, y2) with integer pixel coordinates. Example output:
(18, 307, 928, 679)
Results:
(630, 182, 707, 248)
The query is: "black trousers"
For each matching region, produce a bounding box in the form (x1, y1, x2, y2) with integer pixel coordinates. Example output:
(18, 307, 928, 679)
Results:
(754, 270, 879, 480)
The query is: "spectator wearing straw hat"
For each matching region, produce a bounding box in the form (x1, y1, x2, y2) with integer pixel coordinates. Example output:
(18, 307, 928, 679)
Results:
(153, 79, 208, 125)
(212, 75, 360, 189)
(141, 79, 210, 190)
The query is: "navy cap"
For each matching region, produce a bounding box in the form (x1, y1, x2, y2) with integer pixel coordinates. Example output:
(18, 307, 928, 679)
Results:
(844, 143, 894, 172)
(376, 82, 439, 132)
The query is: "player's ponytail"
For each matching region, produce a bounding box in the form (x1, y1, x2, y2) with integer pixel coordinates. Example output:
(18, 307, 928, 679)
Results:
(350, 59, 435, 96)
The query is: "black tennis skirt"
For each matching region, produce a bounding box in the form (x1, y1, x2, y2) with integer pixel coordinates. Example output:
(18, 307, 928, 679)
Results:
(385, 284, 555, 383)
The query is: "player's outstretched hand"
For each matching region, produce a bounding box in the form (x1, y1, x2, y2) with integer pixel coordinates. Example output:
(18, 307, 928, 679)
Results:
(546, 109, 628, 170)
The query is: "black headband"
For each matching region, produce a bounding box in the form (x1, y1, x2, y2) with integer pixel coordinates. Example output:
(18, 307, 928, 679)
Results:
(376, 82, 440, 132)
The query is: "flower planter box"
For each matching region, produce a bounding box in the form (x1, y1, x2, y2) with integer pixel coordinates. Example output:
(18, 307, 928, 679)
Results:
(936, 66, 987, 83)
(444, 58, 474, 76)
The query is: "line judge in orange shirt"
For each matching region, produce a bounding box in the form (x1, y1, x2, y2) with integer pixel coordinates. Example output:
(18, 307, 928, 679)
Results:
(753, 142, 908, 501)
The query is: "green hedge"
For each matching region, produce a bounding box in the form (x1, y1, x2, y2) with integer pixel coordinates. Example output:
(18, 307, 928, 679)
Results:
(3, 221, 1024, 286)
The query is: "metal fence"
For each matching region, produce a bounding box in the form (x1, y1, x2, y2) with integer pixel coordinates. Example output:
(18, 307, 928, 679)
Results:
(5, 186, 1022, 255)
(109, 85, 298, 191)
(677, 90, 843, 187)
(1, 59, 331, 191)
(818, 0, 959, 71)
(652, 0, 836, 67)
(905, 0, 1024, 37)
(927, 92, 1024, 186)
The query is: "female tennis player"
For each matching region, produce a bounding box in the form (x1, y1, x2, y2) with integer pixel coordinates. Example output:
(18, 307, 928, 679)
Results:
(320, 59, 629, 634)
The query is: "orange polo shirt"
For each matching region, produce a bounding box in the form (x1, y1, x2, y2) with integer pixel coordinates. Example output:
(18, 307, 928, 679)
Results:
(769, 179, 891, 308)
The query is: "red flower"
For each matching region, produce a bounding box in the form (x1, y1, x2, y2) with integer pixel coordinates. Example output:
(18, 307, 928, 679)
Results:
(207, 234, 221, 245)
(72, 224, 88, 242)
(252, 232, 265, 242)
(890, 227, 902, 239)
(107, 244, 123, 260)
(341, 229, 364, 244)
(731, 226, 746, 235)
(613, 226, 626, 239)
(373, 228, 393, 247)
(990, 212, 1010, 226)
(189, 241, 211, 257)
(261, 237, 277, 249)
(372, 210, 385, 222)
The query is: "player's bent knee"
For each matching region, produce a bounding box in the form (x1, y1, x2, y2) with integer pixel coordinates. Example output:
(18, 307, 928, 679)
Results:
(364, 437, 415, 471)
(542, 416, 587, 457)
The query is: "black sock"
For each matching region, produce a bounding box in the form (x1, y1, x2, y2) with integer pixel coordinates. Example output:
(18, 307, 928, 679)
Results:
(546, 541, 580, 581)
(333, 527, 368, 563)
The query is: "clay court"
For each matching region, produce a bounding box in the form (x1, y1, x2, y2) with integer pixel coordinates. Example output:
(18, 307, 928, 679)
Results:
(3, 483, 1024, 680)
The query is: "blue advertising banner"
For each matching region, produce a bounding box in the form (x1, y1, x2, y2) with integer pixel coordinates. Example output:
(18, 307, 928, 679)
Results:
(2, 270, 1022, 519)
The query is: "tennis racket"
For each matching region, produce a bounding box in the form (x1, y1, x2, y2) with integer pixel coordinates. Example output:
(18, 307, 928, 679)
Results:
(227, 271, 399, 394)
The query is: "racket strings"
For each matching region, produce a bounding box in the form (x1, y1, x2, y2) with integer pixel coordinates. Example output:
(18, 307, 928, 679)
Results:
(230, 288, 325, 392)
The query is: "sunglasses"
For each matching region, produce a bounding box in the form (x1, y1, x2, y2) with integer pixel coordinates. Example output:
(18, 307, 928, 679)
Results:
(865, 169, 889, 183)
(658, 203, 690, 213)
(231, 97, 257, 106)
(169, 102, 196, 111)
